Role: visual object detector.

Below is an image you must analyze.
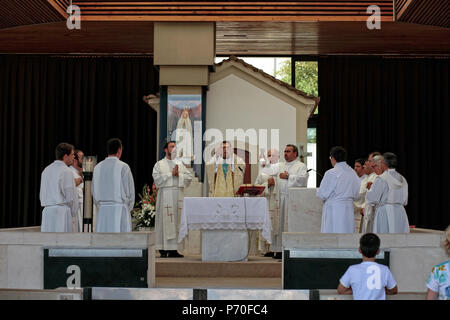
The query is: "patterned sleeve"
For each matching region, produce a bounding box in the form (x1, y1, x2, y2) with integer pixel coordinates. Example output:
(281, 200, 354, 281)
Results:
(426, 266, 439, 292)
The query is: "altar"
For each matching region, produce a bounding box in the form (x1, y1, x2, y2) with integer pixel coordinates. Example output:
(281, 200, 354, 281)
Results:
(178, 197, 271, 261)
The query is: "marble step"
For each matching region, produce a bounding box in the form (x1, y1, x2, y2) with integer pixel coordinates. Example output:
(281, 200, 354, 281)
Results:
(155, 277, 282, 289)
(155, 255, 282, 278)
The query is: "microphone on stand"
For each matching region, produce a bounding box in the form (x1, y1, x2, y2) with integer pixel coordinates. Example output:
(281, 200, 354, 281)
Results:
(308, 168, 324, 178)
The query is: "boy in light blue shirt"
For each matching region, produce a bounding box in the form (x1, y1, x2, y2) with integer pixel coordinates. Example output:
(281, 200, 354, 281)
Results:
(338, 233, 398, 300)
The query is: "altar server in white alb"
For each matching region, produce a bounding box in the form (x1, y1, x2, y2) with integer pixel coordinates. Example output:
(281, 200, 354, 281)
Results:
(318, 146, 361, 233)
(271, 144, 308, 259)
(152, 141, 192, 258)
(40, 143, 79, 232)
(254, 148, 280, 257)
(366, 153, 410, 233)
(92, 138, 135, 232)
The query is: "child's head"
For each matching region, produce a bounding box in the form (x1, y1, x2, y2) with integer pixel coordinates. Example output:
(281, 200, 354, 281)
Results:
(359, 233, 380, 258)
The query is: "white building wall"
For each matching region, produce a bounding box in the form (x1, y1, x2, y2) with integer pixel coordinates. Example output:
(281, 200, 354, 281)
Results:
(206, 74, 297, 181)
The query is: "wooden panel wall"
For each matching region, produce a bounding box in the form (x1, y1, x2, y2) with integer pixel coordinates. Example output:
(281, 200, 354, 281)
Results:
(0, 0, 64, 29)
(395, 0, 449, 28)
(47, 1, 394, 21)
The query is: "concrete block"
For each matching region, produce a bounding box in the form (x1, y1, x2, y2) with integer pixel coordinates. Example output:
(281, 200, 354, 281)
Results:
(0, 232, 24, 245)
(55, 233, 93, 247)
(91, 233, 148, 248)
(148, 247, 156, 288)
(23, 232, 57, 246)
(404, 233, 443, 247)
(143, 232, 155, 246)
(390, 247, 447, 292)
(337, 234, 361, 248)
(377, 234, 408, 248)
(288, 188, 322, 233)
(283, 233, 339, 249)
(7, 245, 43, 289)
(0, 245, 8, 288)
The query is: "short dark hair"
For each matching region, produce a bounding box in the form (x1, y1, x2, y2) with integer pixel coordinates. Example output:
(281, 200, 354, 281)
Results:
(107, 138, 122, 155)
(163, 140, 176, 150)
(383, 152, 398, 168)
(360, 233, 380, 258)
(286, 144, 298, 157)
(330, 146, 347, 162)
(355, 158, 366, 166)
(55, 143, 74, 160)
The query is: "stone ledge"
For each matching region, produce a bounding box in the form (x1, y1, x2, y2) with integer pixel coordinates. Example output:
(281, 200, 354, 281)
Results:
(319, 289, 426, 300)
(283, 232, 444, 249)
(0, 231, 155, 247)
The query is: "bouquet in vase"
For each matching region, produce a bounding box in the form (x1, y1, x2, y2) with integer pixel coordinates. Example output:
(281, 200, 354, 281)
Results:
(131, 183, 157, 229)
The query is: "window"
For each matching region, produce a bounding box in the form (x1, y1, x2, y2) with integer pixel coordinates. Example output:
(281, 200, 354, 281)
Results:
(293, 57, 319, 187)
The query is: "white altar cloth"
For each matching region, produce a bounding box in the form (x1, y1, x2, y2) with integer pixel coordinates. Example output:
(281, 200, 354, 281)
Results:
(178, 197, 271, 244)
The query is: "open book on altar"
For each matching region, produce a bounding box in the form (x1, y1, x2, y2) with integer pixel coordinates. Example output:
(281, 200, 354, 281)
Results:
(235, 184, 265, 196)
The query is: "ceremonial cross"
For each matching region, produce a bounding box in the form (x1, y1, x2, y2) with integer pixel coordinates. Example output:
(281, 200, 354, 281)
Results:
(165, 205, 173, 222)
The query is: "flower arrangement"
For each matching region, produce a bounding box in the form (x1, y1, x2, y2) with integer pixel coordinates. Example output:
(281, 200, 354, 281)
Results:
(131, 183, 157, 229)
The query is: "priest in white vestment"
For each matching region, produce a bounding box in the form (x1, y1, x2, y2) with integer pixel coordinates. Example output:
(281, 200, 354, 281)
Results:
(366, 153, 410, 233)
(254, 149, 280, 257)
(354, 157, 377, 232)
(70, 149, 84, 232)
(271, 144, 309, 259)
(92, 138, 135, 233)
(152, 141, 192, 258)
(205, 141, 245, 197)
(358, 152, 381, 232)
(318, 146, 361, 233)
(357, 155, 380, 233)
(40, 143, 79, 232)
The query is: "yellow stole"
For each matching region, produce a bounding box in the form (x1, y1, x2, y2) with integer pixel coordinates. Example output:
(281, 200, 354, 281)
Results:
(213, 164, 235, 197)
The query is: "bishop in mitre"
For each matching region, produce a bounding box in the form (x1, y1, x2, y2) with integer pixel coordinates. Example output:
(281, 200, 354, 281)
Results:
(152, 141, 192, 258)
(254, 149, 280, 257)
(205, 141, 245, 197)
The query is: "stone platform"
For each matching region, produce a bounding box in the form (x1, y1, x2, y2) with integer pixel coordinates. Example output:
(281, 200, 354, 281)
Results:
(155, 254, 282, 289)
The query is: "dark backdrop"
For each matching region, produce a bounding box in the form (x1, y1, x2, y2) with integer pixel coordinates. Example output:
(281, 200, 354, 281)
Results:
(317, 56, 450, 230)
(0, 55, 159, 228)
